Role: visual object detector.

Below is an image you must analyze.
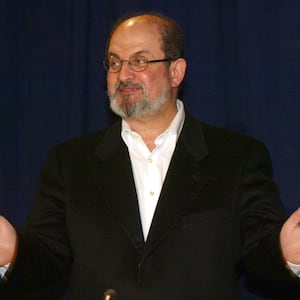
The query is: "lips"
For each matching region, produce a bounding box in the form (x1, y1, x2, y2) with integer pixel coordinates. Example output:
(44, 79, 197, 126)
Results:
(118, 83, 142, 93)
(119, 87, 140, 93)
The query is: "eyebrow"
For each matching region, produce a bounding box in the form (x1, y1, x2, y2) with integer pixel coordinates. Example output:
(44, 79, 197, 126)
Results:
(108, 50, 153, 59)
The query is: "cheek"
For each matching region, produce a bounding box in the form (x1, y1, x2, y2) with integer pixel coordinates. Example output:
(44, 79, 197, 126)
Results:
(143, 71, 165, 89)
(145, 74, 170, 96)
(106, 74, 117, 92)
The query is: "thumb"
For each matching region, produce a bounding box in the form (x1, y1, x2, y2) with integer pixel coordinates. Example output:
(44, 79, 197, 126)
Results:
(0, 215, 18, 265)
(286, 207, 300, 227)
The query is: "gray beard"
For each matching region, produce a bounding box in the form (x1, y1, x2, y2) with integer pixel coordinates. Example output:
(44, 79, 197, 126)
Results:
(109, 85, 168, 119)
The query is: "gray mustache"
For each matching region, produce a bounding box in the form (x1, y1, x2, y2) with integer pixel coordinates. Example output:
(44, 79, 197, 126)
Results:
(117, 82, 142, 90)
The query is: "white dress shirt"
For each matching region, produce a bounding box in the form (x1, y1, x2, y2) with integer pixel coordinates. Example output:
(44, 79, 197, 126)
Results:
(121, 99, 185, 239)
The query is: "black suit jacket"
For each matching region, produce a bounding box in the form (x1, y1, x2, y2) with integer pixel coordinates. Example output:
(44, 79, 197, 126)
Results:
(1, 113, 298, 299)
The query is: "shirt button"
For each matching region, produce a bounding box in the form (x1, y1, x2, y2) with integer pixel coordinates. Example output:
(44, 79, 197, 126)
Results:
(150, 191, 155, 196)
(148, 158, 153, 163)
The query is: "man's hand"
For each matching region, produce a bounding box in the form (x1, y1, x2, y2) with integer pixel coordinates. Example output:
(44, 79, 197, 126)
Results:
(280, 208, 300, 264)
(0, 215, 18, 266)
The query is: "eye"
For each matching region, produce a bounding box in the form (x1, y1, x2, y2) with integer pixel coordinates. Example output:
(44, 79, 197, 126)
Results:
(110, 58, 121, 70)
(131, 56, 147, 66)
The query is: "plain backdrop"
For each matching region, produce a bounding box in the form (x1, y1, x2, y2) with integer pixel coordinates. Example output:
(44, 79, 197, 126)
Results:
(1, 1, 300, 299)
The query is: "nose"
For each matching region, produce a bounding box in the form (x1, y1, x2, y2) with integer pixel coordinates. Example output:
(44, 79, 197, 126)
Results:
(117, 61, 135, 82)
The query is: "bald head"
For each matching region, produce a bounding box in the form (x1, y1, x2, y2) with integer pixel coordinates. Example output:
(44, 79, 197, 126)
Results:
(106, 13, 183, 61)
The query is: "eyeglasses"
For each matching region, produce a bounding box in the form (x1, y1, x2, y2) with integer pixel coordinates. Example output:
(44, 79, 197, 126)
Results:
(102, 55, 174, 73)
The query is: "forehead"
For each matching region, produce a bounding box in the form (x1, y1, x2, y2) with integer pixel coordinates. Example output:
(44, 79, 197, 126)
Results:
(108, 19, 164, 57)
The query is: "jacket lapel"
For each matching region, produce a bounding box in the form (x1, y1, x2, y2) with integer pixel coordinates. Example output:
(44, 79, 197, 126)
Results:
(142, 114, 209, 258)
(94, 122, 145, 251)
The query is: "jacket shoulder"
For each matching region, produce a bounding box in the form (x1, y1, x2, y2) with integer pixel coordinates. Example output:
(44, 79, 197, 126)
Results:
(49, 121, 121, 158)
(185, 113, 270, 156)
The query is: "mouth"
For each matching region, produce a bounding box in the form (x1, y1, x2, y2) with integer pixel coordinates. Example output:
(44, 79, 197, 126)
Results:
(118, 83, 142, 94)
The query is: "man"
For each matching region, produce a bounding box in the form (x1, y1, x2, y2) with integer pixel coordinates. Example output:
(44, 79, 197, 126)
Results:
(0, 12, 300, 299)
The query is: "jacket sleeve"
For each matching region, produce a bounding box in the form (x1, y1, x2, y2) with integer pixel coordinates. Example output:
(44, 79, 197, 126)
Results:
(239, 139, 298, 284)
(0, 146, 72, 293)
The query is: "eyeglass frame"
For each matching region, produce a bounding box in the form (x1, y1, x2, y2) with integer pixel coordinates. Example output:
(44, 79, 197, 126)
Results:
(102, 55, 176, 73)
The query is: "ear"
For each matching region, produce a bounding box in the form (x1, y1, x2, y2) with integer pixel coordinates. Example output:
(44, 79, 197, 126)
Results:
(170, 58, 187, 88)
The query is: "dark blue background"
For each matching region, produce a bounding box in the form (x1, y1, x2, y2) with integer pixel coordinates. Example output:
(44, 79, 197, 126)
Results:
(1, 1, 300, 298)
